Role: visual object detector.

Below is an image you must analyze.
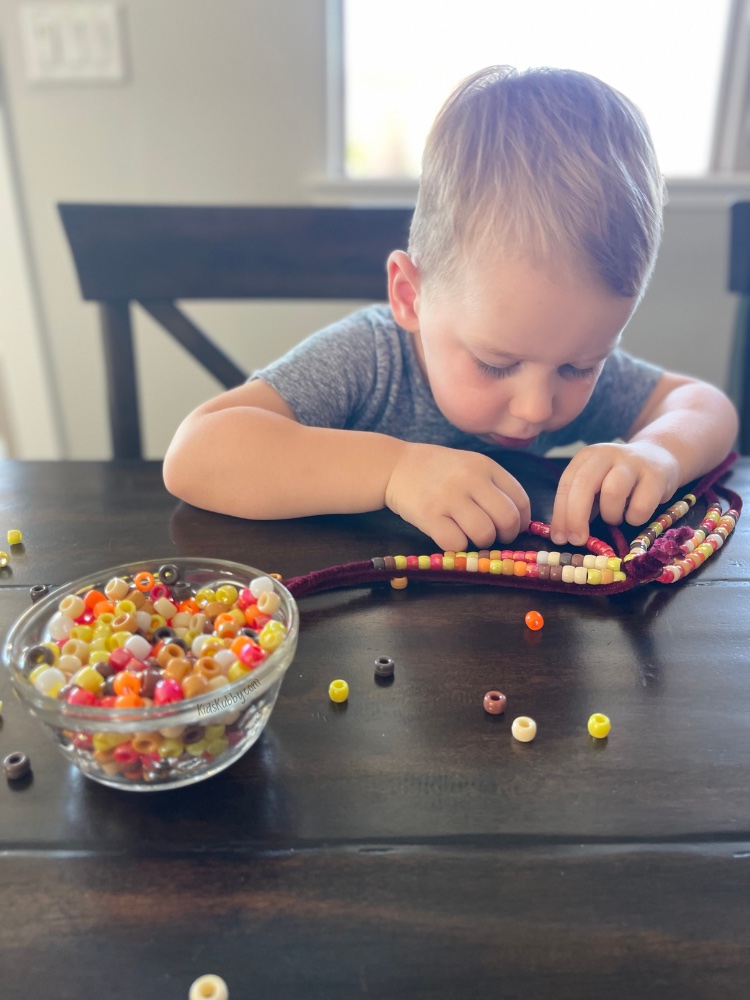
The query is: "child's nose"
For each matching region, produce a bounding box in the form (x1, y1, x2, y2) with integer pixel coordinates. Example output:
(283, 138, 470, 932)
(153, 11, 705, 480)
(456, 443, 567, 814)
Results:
(508, 380, 554, 426)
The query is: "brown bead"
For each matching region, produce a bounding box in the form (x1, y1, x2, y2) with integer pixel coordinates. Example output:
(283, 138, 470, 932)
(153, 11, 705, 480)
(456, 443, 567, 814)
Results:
(164, 658, 191, 682)
(571, 554, 584, 567)
(383, 556, 396, 571)
(182, 725, 205, 746)
(483, 691, 506, 715)
(157, 642, 186, 668)
(537, 564, 550, 580)
(3, 752, 31, 780)
(140, 666, 162, 699)
(182, 673, 210, 699)
(549, 565, 564, 582)
(269, 573, 283, 581)
(111, 612, 137, 633)
(126, 588, 147, 609)
(204, 601, 226, 620)
(195, 656, 222, 681)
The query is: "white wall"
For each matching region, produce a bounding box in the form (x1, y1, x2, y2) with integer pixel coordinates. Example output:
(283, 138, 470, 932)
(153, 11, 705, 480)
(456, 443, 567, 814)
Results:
(0, 0, 747, 459)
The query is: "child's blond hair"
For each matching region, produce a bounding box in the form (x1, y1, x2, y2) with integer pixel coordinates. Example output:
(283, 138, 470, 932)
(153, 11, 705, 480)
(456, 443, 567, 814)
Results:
(408, 66, 665, 299)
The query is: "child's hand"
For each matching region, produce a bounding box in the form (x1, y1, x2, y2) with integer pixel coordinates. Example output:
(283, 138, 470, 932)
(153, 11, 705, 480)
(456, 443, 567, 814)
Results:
(550, 441, 681, 546)
(385, 443, 531, 551)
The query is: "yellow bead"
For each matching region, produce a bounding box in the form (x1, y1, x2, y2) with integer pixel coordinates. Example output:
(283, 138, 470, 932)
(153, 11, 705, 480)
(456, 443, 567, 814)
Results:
(489, 559, 502, 574)
(0, 552, 10, 568)
(227, 661, 250, 682)
(442, 554, 455, 570)
(185, 739, 209, 756)
(150, 614, 167, 632)
(194, 588, 217, 607)
(258, 622, 285, 652)
(394, 555, 407, 570)
(158, 738, 184, 758)
(107, 631, 133, 650)
(88, 650, 110, 666)
(92, 732, 130, 752)
(205, 738, 229, 756)
(587, 568, 602, 585)
(204, 724, 226, 741)
(511, 716, 537, 742)
(215, 584, 239, 605)
(588, 713, 611, 739)
(613, 571, 627, 582)
(40, 641, 60, 663)
(416, 555, 429, 569)
(390, 577, 408, 590)
(70, 625, 94, 643)
(71, 666, 105, 694)
(329, 679, 349, 703)
(114, 599, 137, 616)
(7, 529, 22, 545)
(29, 663, 52, 685)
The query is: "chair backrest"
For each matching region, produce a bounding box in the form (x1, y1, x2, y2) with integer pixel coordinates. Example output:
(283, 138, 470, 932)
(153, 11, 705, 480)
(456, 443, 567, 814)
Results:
(59, 203, 414, 459)
(729, 202, 750, 454)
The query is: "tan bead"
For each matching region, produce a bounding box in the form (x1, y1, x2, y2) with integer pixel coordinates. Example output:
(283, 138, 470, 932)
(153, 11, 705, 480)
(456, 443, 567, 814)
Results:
(164, 657, 191, 682)
(511, 716, 537, 742)
(157, 642, 187, 668)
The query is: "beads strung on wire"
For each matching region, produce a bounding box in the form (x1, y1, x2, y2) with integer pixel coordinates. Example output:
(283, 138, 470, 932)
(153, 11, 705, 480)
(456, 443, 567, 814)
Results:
(623, 490, 739, 583)
(373, 547, 626, 586)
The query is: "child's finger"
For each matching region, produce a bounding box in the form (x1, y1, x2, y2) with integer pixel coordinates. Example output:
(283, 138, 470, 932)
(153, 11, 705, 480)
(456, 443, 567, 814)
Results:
(623, 474, 664, 527)
(597, 465, 637, 525)
(551, 460, 605, 545)
(489, 470, 531, 531)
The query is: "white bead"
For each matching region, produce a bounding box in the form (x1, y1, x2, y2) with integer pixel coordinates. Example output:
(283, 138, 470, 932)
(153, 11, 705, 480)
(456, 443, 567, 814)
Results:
(547, 552, 561, 566)
(125, 634, 151, 660)
(57, 654, 82, 675)
(59, 594, 86, 619)
(466, 555, 478, 572)
(536, 550, 549, 565)
(189, 974, 229, 1000)
(561, 564, 575, 583)
(249, 576, 274, 598)
(105, 576, 130, 601)
(48, 612, 75, 640)
(192, 634, 211, 657)
(154, 596, 177, 618)
(582, 554, 596, 569)
(511, 716, 537, 742)
(33, 666, 66, 696)
(135, 610, 152, 632)
(594, 555, 609, 570)
(573, 566, 588, 585)
(213, 649, 236, 670)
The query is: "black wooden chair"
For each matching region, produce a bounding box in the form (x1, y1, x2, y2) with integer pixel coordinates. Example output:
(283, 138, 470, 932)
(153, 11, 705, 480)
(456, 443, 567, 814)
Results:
(728, 201, 750, 454)
(59, 203, 414, 459)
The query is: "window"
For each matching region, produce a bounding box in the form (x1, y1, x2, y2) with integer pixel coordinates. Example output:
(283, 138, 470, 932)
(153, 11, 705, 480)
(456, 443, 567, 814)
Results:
(333, 0, 734, 180)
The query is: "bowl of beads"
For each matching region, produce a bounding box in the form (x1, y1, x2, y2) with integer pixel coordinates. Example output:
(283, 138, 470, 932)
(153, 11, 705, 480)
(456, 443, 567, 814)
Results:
(2, 558, 299, 791)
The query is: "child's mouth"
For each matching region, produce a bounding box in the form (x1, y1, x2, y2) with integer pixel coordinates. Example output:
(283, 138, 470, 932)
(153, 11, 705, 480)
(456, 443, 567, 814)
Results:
(486, 433, 537, 449)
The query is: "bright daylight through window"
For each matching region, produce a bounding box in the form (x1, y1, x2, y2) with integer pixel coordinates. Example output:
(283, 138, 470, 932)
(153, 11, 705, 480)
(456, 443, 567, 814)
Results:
(339, 0, 733, 180)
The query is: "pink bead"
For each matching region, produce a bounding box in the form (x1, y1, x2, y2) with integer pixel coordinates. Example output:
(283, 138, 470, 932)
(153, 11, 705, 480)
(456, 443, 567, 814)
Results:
(501, 550, 514, 560)
(526, 563, 539, 578)
(150, 584, 171, 601)
(512, 550, 525, 562)
(524, 551, 537, 563)
(237, 588, 254, 610)
(430, 553, 443, 569)
(153, 678, 184, 704)
(406, 555, 419, 569)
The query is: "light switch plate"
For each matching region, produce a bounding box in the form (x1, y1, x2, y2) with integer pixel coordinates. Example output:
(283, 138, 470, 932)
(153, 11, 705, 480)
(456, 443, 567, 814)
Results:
(19, 2, 126, 83)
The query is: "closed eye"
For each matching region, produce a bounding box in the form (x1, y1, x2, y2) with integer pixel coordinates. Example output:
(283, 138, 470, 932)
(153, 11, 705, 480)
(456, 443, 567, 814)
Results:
(473, 358, 519, 379)
(559, 364, 596, 380)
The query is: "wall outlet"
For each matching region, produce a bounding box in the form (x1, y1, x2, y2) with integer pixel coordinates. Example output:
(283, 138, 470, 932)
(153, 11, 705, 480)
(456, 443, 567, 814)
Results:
(19, 2, 126, 83)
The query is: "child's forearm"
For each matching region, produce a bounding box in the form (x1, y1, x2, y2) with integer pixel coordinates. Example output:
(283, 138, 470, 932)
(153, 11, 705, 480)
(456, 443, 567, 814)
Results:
(163, 406, 408, 518)
(628, 382, 738, 484)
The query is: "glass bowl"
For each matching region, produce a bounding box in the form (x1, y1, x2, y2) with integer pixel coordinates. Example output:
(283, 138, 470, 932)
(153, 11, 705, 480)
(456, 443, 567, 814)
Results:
(2, 558, 299, 791)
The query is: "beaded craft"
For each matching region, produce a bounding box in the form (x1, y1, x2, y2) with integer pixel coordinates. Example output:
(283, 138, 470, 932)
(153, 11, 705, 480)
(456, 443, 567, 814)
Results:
(282, 453, 742, 600)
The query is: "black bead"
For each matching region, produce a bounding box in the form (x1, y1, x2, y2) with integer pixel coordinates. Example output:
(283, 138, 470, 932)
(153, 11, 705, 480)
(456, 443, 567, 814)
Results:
(3, 752, 31, 780)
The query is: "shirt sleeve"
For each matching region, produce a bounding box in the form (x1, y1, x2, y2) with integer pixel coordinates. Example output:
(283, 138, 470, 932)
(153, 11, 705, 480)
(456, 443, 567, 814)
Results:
(250, 309, 381, 429)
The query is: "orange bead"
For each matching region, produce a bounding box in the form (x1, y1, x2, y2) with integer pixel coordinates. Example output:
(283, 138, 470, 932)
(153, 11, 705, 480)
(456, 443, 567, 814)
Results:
(93, 599, 116, 618)
(477, 558, 491, 573)
(454, 555, 467, 571)
(178, 599, 200, 614)
(524, 610, 544, 631)
(164, 657, 191, 682)
(113, 671, 142, 696)
(182, 673, 210, 699)
(114, 692, 144, 709)
(84, 589, 107, 610)
(230, 635, 252, 656)
(133, 571, 156, 592)
(513, 561, 527, 577)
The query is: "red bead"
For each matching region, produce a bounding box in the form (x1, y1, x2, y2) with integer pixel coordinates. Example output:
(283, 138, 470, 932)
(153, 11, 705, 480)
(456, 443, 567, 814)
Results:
(113, 743, 139, 765)
(483, 691, 506, 715)
(526, 563, 539, 578)
(406, 555, 419, 569)
(524, 551, 537, 563)
(67, 687, 96, 706)
(237, 588, 254, 610)
(150, 583, 171, 601)
(512, 550, 525, 562)
(108, 647, 132, 672)
(429, 553, 443, 569)
(501, 550, 514, 560)
(524, 610, 544, 631)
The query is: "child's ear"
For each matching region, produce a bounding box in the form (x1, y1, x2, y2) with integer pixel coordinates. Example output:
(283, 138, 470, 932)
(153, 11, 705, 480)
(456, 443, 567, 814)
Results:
(387, 251, 421, 332)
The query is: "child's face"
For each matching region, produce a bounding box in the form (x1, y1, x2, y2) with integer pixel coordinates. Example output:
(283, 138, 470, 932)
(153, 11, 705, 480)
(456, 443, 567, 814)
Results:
(407, 256, 636, 449)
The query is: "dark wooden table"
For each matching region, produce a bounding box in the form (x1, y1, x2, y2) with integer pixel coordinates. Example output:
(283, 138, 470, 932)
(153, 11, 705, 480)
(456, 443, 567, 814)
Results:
(1, 458, 749, 999)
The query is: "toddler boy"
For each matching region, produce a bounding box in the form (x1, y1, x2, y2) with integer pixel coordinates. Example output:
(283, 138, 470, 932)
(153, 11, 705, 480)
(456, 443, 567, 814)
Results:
(164, 66, 737, 550)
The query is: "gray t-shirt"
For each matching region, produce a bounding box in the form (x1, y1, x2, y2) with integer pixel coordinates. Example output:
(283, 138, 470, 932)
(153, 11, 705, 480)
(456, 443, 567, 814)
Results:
(253, 304, 662, 456)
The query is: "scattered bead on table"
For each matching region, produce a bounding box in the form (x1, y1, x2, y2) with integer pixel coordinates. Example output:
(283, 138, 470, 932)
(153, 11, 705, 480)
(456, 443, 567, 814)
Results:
(511, 716, 537, 742)
(483, 691, 506, 715)
(189, 974, 229, 1000)
(329, 679, 349, 703)
(3, 751, 31, 780)
(524, 610, 544, 630)
(374, 656, 395, 678)
(7, 529, 22, 546)
(0, 552, 9, 568)
(390, 576, 408, 590)
(587, 713, 611, 739)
